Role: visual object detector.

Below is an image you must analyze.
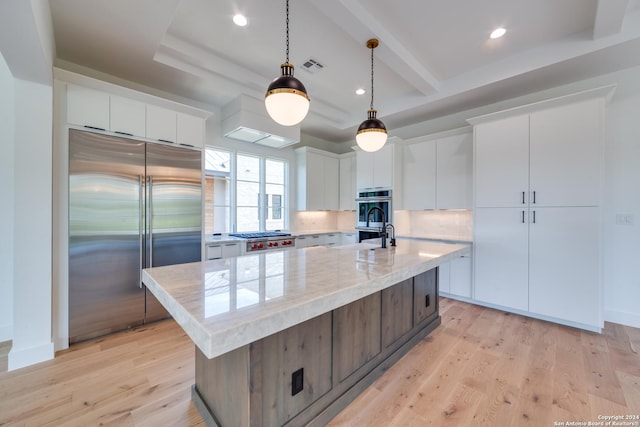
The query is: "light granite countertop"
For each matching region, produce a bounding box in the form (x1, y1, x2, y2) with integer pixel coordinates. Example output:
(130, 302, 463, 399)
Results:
(142, 240, 470, 359)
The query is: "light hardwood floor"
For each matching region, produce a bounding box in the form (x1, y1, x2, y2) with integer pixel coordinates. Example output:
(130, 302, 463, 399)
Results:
(1, 298, 638, 426)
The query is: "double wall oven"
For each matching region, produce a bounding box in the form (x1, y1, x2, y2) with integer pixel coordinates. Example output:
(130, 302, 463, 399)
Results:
(356, 189, 392, 242)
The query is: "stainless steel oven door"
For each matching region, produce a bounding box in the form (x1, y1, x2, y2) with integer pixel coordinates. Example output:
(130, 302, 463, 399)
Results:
(356, 198, 391, 229)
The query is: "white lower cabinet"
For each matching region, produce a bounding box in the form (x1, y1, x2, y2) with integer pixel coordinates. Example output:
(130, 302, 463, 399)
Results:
(474, 208, 529, 311)
(438, 261, 451, 293)
(340, 232, 357, 245)
(474, 206, 601, 328)
(528, 207, 600, 326)
(206, 242, 242, 260)
(296, 235, 326, 248)
(449, 254, 472, 298)
(439, 252, 472, 298)
(324, 233, 340, 246)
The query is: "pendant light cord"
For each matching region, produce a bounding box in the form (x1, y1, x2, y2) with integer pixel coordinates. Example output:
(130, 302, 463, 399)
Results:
(285, 0, 290, 63)
(370, 45, 374, 110)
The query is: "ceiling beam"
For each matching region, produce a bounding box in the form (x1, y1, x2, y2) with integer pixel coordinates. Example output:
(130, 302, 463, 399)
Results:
(155, 34, 353, 127)
(312, 0, 440, 96)
(593, 0, 630, 39)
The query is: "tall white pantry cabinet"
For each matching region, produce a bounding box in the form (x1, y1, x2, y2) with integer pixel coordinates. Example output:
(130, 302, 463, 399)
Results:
(470, 87, 613, 331)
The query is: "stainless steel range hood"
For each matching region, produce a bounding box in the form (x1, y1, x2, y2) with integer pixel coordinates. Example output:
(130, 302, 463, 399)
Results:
(222, 95, 300, 148)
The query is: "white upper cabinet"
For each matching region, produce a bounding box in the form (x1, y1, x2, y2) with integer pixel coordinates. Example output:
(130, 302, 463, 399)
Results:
(356, 143, 394, 190)
(146, 105, 177, 143)
(110, 95, 146, 137)
(177, 112, 205, 148)
(65, 80, 207, 148)
(475, 98, 603, 208)
(339, 154, 356, 211)
(437, 133, 472, 209)
(403, 139, 436, 210)
(529, 99, 601, 207)
(324, 154, 340, 210)
(147, 107, 205, 148)
(67, 85, 110, 130)
(474, 115, 530, 208)
(296, 147, 339, 211)
(403, 130, 472, 210)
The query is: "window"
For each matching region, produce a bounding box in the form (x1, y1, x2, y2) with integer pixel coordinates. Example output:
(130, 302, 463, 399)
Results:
(265, 158, 285, 230)
(236, 154, 261, 232)
(204, 149, 231, 234)
(205, 148, 288, 233)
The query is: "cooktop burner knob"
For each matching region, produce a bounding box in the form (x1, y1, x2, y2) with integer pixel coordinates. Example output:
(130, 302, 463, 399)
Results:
(274, 241, 279, 247)
(259, 243, 264, 249)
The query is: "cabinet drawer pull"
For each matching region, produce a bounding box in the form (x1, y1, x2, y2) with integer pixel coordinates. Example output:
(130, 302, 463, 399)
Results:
(522, 191, 525, 204)
(114, 131, 134, 136)
(532, 191, 536, 204)
(521, 210, 525, 223)
(532, 210, 536, 224)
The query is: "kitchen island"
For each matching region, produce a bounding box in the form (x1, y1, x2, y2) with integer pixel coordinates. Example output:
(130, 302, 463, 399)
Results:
(142, 240, 470, 426)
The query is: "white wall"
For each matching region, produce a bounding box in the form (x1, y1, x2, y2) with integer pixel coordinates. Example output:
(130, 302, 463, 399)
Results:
(0, 52, 15, 342)
(8, 78, 55, 370)
(1, 0, 56, 370)
(602, 69, 640, 327)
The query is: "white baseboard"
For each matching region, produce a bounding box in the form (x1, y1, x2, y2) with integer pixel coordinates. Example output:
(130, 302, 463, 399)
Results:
(605, 309, 640, 329)
(454, 298, 602, 333)
(8, 341, 54, 371)
(0, 323, 12, 342)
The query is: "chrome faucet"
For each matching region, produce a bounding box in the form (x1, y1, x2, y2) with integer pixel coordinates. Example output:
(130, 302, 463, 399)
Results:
(366, 206, 387, 248)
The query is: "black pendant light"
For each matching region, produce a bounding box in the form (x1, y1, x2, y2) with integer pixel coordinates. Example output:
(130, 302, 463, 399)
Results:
(265, 0, 310, 126)
(356, 39, 387, 152)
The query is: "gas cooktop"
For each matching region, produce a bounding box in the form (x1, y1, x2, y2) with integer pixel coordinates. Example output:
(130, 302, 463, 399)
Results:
(228, 232, 291, 239)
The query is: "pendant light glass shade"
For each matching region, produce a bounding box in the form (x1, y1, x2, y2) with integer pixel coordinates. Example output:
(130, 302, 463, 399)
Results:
(356, 39, 387, 152)
(356, 109, 387, 152)
(265, 63, 310, 126)
(265, 0, 310, 127)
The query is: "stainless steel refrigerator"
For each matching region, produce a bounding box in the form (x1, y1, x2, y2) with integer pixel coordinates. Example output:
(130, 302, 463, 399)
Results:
(68, 129, 202, 343)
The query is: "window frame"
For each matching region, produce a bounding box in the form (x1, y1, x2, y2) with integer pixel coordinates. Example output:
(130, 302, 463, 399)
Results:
(205, 147, 289, 233)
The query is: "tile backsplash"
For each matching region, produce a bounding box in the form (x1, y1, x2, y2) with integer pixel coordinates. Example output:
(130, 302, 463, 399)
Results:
(293, 209, 472, 241)
(394, 210, 472, 241)
(292, 211, 357, 232)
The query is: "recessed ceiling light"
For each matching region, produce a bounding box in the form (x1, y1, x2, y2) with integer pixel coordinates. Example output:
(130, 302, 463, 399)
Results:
(356, 88, 365, 95)
(233, 14, 248, 27)
(490, 27, 506, 39)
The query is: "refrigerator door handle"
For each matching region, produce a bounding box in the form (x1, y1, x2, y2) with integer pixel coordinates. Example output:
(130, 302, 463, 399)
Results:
(148, 175, 154, 268)
(139, 174, 144, 288)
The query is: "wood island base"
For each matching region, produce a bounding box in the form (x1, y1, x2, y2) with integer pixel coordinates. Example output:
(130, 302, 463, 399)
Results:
(192, 268, 440, 427)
